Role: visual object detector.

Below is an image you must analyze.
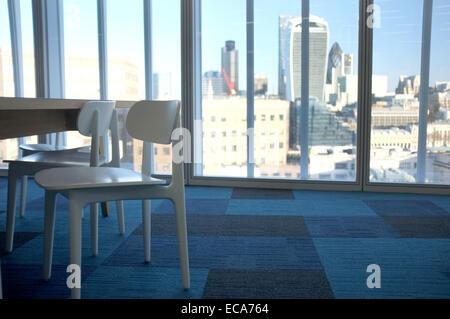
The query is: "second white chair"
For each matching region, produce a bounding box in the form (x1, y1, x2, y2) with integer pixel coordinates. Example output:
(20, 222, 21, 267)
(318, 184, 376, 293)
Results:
(4, 101, 125, 255)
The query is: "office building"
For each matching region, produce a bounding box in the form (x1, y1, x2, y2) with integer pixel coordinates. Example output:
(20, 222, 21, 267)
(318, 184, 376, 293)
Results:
(221, 40, 239, 96)
(254, 73, 268, 96)
(289, 98, 355, 149)
(202, 71, 224, 98)
(279, 15, 329, 102)
(326, 42, 344, 85)
(396, 75, 420, 95)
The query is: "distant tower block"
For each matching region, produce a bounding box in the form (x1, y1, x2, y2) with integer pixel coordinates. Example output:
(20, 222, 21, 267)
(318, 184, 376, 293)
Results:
(221, 40, 239, 96)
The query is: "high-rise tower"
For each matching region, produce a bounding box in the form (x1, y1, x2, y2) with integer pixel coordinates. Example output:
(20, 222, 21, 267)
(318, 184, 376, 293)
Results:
(221, 40, 239, 96)
(279, 15, 329, 102)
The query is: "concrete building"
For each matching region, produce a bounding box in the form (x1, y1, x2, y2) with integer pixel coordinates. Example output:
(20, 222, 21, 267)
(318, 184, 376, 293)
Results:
(201, 98, 290, 176)
(371, 126, 418, 151)
(396, 75, 420, 95)
(289, 98, 355, 149)
(254, 73, 268, 96)
(202, 71, 224, 98)
(371, 107, 419, 127)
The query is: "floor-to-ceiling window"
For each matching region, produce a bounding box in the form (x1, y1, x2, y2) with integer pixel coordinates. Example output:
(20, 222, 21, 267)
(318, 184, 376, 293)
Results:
(193, 0, 360, 183)
(1, 0, 448, 191)
(0, 0, 37, 169)
(369, 0, 450, 186)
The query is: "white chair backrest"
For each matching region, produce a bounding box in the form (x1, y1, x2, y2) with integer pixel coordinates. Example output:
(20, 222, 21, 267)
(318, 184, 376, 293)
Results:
(77, 101, 116, 137)
(126, 100, 180, 144)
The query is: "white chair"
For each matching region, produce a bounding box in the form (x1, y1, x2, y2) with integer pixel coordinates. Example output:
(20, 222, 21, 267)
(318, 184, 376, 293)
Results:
(18, 136, 89, 218)
(4, 101, 125, 255)
(35, 100, 190, 299)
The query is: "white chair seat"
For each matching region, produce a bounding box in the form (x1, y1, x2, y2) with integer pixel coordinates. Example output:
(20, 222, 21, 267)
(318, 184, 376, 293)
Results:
(4, 151, 106, 167)
(20, 144, 89, 153)
(35, 167, 165, 190)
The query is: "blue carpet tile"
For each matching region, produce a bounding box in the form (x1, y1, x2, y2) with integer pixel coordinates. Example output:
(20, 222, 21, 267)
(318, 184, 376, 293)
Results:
(232, 188, 295, 199)
(132, 214, 310, 237)
(304, 216, 399, 238)
(382, 216, 450, 238)
(154, 199, 229, 215)
(102, 235, 323, 270)
(2, 264, 97, 299)
(0, 232, 41, 257)
(1, 177, 450, 299)
(202, 269, 334, 299)
(363, 199, 449, 217)
(313, 238, 450, 298)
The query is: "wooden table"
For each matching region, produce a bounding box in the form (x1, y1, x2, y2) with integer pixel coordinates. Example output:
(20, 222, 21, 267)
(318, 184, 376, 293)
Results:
(0, 97, 135, 216)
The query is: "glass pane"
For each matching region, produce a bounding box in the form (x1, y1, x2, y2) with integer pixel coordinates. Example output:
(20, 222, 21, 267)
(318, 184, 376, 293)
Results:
(63, 0, 100, 150)
(0, 0, 17, 167)
(253, 0, 300, 179)
(199, 0, 247, 177)
(107, 0, 145, 171)
(368, 0, 445, 184)
(107, 0, 144, 101)
(427, 0, 450, 184)
(254, 0, 359, 181)
(306, 0, 359, 181)
(21, 0, 36, 98)
(0, 0, 14, 98)
(64, 0, 99, 99)
(152, 0, 181, 175)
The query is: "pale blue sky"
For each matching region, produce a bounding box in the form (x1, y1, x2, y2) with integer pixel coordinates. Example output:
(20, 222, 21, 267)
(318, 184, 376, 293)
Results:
(1, 0, 449, 95)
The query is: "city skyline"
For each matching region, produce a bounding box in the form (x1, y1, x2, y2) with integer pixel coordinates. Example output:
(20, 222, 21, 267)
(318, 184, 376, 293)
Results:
(1, 0, 449, 97)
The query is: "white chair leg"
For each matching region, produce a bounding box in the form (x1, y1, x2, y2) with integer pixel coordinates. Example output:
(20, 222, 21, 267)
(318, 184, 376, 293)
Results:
(19, 176, 28, 217)
(173, 196, 190, 289)
(90, 203, 98, 256)
(5, 170, 19, 253)
(69, 199, 83, 299)
(142, 200, 151, 263)
(116, 201, 125, 235)
(43, 191, 57, 281)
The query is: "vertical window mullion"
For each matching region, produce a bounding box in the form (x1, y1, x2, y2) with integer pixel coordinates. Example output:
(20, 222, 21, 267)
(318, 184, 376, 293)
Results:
(8, 0, 24, 98)
(193, 0, 203, 177)
(97, 0, 109, 159)
(246, 0, 254, 178)
(417, 0, 433, 183)
(8, 0, 26, 149)
(32, 0, 65, 145)
(361, 0, 373, 191)
(300, 0, 310, 179)
(143, 0, 154, 175)
(97, 0, 108, 100)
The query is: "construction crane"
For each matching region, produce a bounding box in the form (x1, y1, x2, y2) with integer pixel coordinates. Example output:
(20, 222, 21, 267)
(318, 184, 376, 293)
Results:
(222, 67, 236, 96)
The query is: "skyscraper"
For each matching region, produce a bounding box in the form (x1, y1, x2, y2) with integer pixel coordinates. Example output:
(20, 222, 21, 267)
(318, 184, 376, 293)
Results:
(221, 40, 239, 96)
(326, 42, 344, 85)
(279, 15, 329, 102)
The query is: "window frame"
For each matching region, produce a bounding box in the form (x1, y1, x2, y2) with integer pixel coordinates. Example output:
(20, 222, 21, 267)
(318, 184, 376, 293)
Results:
(1, 0, 448, 195)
